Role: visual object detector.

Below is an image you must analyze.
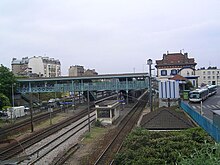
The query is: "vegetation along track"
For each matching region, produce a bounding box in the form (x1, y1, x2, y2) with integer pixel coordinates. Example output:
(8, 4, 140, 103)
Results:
(93, 93, 147, 165)
(0, 108, 95, 161)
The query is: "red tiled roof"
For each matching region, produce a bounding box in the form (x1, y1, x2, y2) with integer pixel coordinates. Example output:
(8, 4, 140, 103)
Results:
(169, 74, 188, 81)
(155, 52, 196, 67)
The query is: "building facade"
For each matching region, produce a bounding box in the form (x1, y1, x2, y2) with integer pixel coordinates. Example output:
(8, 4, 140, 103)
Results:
(11, 56, 61, 77)
(155, 51, 197, 79)
(11, 57, 30, 76)
(68, 65, 84, 76)
(195, 67, 220, 86)
(84, 69, 98, 76)
(68, 65, 98, 77)
(178, 66, 198, 87)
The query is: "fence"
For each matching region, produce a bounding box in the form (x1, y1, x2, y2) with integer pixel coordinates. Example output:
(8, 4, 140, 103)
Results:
(180, 101, 220, 142)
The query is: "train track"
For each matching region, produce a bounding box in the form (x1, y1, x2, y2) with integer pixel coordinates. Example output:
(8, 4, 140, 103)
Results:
(93, 93, 147, 165)
(18, 112, 96, 164)
(0, 94, 117, 141)
(0, 108, 95, 161)
(0, 108, 62, 140)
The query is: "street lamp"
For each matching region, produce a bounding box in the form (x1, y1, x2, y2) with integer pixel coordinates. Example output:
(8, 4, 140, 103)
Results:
(147, 59, 153, 112)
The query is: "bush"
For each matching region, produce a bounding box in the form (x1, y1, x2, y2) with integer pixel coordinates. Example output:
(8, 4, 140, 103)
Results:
(115, 127, 214, 165)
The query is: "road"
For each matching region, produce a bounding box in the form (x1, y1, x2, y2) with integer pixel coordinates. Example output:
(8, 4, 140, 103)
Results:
(189, 87, 220, 121)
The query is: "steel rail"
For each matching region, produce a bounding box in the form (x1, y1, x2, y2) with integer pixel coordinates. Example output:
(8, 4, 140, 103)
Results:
(0, 108, 94, 161)
(25, 117, 96, 165)
(93, 94, 146, 165)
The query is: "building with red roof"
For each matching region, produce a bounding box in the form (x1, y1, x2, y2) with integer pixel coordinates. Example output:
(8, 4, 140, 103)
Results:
(155, 51, 198, 87)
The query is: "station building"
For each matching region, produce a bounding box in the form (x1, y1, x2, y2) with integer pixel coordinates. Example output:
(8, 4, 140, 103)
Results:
(155, 51, 198, 87)
(155, 51, 197, 80)
(95, 100, 121, 125)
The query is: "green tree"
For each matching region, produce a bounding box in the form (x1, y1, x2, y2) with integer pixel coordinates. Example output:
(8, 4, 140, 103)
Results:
(0, 64, 17, 103)
(0, 93, 11, 110)
(185, 81, 193, 90)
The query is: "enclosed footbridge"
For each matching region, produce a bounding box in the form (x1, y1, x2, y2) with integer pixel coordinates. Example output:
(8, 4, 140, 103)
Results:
(16, 73, 149, 94)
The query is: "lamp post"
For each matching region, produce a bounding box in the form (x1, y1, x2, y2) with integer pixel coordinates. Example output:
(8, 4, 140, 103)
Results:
(147, 59, 153, 112)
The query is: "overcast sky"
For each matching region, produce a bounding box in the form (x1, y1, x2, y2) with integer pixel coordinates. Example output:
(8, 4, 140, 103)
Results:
(1, 0, 220, 75)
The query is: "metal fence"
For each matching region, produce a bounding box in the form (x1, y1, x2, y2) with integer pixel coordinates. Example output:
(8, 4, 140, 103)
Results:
(181, 101, 220, 142)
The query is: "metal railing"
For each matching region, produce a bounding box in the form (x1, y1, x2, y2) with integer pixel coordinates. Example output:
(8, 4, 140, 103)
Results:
(17, 81, 148, 93)
(180, 101, 220, 142)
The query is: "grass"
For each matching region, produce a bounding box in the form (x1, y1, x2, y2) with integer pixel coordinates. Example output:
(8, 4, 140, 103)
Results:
(82, 126, 108, 144)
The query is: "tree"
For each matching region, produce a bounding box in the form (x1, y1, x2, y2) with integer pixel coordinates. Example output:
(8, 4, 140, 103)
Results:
(0, 64, 17, 103)
(185, 81, 193, 90)
(0, 93, 11, 110)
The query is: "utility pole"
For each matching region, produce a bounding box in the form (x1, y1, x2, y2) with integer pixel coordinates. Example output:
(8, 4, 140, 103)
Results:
(11, 83, 15, 108)
(87, 90, 91, 132)
(30, 92, 34, 132)
(147, 59, 153, 112)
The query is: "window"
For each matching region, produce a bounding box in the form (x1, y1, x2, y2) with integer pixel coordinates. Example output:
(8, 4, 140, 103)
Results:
(212, 71, 215, 75)
(203, 76, 206, 79)
(207, 71, 211, 75)
(203, 71, 206, 75)
(170, 69, 177, 75)
(213, 76, 215, 79)
(161, 70, 167, 76)
(97, 109, 110, 118)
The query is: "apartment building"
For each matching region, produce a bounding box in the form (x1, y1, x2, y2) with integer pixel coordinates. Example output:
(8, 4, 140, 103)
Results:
(11, 56, 61, 77)
(84, 69, 98, 76)
(69, 65, 84, 76)
(196, 67, 220, 86)
(69, 65, 98, 76)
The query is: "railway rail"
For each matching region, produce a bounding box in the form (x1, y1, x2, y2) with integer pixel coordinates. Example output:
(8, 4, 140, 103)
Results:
(0, 93, 116, 140)
(93, 93, 147, 165)
(0, 108, 95, 162)
(18, 112, 96, 164)
(0, 108, 62, 140)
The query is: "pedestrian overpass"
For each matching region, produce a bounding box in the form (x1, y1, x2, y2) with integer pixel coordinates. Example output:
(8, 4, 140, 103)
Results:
(16, 73, 149, 94)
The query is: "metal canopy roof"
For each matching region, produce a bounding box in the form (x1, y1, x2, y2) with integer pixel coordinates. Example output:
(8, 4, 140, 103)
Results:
(17, 72, 148, 82)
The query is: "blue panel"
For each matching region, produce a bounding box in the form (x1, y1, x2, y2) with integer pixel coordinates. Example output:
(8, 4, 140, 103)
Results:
(159, 80, 180, 99)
